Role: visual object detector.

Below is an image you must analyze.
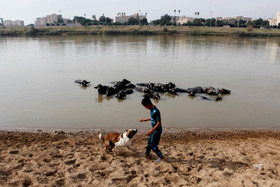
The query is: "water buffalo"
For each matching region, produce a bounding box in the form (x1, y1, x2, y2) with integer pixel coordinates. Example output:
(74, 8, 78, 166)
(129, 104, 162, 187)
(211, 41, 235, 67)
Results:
(116, 90, 126, 99)
(187, 87, 205, 96)
(75, 79, 91, 87)
(218, 88, 231, 94)
(204, 86, 218, 95)
(94, 84, 110, 94)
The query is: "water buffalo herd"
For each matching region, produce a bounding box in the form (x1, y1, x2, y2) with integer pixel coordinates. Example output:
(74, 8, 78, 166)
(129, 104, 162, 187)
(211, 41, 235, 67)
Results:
(75, 79, 231, 101)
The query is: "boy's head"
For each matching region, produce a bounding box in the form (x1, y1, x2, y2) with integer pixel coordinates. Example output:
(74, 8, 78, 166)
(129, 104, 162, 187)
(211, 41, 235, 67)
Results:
(141, 96, 153, 109)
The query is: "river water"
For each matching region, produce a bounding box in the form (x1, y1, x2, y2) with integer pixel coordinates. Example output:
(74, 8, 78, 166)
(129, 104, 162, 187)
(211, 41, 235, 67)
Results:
(0, 35, 280, 130)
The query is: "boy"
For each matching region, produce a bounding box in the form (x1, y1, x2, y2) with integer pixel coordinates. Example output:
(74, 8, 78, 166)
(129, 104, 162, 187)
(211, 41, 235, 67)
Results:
(140, 96, 164, 161)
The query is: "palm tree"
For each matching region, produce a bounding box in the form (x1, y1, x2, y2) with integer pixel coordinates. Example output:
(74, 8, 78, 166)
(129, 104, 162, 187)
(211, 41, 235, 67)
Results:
(174, 10, 176, 24)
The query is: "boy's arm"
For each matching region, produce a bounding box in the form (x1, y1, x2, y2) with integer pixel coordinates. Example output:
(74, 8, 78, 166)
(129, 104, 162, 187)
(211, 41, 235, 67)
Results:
(146, 121, 161, 136)
(140, 118, 151, 122)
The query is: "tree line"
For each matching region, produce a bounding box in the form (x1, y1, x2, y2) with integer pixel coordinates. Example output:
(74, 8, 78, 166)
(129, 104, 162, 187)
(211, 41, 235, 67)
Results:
(41, 14, 280, 29)
(152, 14, 280, 29)
(72, 16, 148, 26)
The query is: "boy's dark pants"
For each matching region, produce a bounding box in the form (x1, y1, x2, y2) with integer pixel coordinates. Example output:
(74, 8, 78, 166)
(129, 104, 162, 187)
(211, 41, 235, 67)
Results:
(146, 130, 163, 158)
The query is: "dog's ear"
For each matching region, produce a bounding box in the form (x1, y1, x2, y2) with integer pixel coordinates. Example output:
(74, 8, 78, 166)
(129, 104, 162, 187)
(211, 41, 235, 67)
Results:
(126, 129, 128, 132)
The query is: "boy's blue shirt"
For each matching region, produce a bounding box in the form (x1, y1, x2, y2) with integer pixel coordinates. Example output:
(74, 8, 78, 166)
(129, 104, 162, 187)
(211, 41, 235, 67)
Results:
(150, 106, 162, 132)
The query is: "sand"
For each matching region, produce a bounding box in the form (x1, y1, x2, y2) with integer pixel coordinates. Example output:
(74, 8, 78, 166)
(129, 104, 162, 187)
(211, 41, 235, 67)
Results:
(0, 129, 280, 187)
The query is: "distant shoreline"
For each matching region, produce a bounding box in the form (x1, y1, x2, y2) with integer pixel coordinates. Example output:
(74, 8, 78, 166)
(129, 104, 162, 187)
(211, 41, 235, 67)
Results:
(1, 26, 280, 37)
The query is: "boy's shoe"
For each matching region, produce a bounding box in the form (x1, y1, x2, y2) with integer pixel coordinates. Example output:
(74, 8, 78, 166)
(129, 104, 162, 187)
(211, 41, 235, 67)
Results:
(155, 156, 165, 162)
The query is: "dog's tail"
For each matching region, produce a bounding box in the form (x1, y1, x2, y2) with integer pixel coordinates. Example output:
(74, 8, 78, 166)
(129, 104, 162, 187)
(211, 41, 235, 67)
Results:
(99, 133, 104, 141)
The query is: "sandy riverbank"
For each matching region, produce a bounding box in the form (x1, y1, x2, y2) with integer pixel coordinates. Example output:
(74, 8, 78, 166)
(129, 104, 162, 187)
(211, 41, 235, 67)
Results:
(0, 129, 280, 186)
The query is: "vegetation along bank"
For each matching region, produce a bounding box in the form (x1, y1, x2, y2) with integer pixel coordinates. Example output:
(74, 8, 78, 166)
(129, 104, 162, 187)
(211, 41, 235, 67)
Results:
(1, 26, 280, 37)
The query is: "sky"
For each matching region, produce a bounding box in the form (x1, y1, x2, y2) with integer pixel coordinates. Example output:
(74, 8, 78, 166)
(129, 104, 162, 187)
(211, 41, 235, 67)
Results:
(0, 0, 280, 24)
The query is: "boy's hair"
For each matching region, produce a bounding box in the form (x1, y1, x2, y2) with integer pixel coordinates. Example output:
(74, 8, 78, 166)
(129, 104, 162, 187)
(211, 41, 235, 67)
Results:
(141, 96, 152, 106)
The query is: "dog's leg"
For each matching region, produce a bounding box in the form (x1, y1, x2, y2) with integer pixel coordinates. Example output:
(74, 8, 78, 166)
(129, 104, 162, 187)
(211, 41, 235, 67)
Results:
(109, 141, 115, 153)
(105, 140, 110, 153)
(113, 146, 118, 156)
(127, 145, 138, 153)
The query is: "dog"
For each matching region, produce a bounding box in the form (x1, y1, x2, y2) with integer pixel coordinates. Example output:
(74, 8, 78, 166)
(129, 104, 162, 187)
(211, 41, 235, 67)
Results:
(99, 129, 138, 156)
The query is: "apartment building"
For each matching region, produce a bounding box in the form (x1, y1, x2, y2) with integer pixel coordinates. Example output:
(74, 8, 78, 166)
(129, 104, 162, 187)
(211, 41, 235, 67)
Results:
(35, 14, 62, 26)
(115, 13, 146, 23)
(277, 12, 280, 25)
(3, 19, 24, 27)
(268, 18, 277, 26)
(47, 14, 62, 24)
(177, 16, 193, 24)
(35, 17, 47, 26)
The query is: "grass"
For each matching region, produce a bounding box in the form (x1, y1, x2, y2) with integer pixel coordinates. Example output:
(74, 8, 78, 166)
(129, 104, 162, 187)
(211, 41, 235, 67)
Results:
(1, 25, 280, 37)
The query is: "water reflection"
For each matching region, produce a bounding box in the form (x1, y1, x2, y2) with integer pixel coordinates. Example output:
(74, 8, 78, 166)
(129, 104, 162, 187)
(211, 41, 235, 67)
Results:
(95, 94, 113, 103)
(30, 35, 280, 67)
(269, 40, 280, 64)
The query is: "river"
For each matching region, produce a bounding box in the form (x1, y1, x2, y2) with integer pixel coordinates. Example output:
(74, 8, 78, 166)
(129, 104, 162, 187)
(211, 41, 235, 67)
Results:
(0, 35, 280, 130)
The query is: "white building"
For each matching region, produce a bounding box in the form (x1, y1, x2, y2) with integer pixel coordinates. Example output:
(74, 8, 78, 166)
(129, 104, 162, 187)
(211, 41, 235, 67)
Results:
(3, 19, 24, 27)
(277, 12, 280, 25)
(177, 16, 193, 24)
(35, 17, 47, 26)
(46, 14, 62, 24)
(267, 18, 277, 26)
(35, 14, 62, 26)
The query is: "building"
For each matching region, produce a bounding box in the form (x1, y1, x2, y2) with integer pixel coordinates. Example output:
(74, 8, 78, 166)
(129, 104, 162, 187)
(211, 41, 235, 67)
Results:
(115, 13, 146, 23)
(222, 16, 252, 25)
(47, 14, 62, 24)
(267, 18, 277, 26)
(223, 17, 236, 24)
(177, 16, 193, 24)
(35, 14, 62, 26)
(0, 18, 3, 26)
(277, 12, 280, 25)
(234, 16, 252, 23)
(35, 17, 47, 26)
(3, 19, 24, 27)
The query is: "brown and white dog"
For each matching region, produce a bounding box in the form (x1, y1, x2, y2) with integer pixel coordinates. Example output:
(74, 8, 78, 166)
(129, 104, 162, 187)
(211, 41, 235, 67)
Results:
(99, 129, 138, 156)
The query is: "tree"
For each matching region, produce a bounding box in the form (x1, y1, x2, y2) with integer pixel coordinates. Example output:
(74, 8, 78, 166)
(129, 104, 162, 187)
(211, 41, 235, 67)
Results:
(127, 17, 138, 25)
(205, 19, 216, 27)
(74, 16, 93, 26)
(216, 20, 224, 27)
(250, 18, 264, 28)
(140, 18, 148, 25)
(113, 22, 122, 25)
(27, 24, 34, 27)
(99, 16, 112, 24)
(160, 14, 172, 26)
(152, 19, 161, 25)
(99, 16, 106, 24)
(239, 19, 247, 27)
(262, 20, 269, 27)
(193, 18, 205, 26)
